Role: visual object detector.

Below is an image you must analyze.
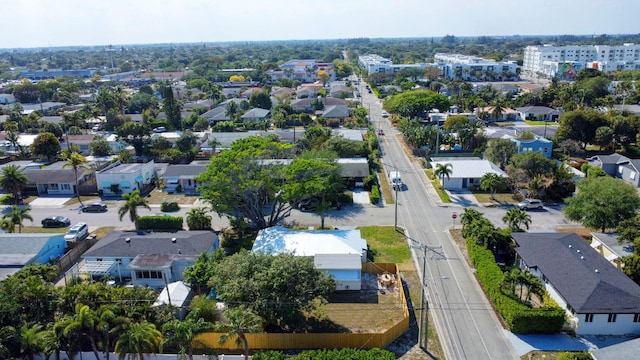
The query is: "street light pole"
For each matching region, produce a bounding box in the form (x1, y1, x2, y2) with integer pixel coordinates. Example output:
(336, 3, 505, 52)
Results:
(394, 182, 399, 230)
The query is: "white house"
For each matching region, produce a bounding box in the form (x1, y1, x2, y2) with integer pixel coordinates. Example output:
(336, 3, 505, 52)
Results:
(252, 226, 368, 291)
(96, 160, 155, 195)
(80, 230, 219, 289)
(513, 232, 640, 336)
(590, 232, 634, 267)
(161, 161, 209, 194)
(430, 157, 507, 190)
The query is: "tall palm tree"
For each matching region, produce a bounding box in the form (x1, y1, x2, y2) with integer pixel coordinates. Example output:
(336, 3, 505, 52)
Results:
(3, 205, 33, 233)
(217, 306, 263, 360)
(460, 208, 484, 231)
(0, 164, 28, 204)
(491, 100, 505, 121)
(63, 152, 89, 206)
(118, 189, 151, 231)
(19, 324, 46, 360)
(480, 173, 506, 201)
(225, 101, 238, 121)
(114, 321, 162, 360)
(502, 208, 532, 232)
(162, 318, 214, 360)
(61, 304, 102, 360)
(434, 163, 453, 190)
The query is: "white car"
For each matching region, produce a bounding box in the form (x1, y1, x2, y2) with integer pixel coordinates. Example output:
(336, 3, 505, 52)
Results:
(517, 199, 543, 210)
(381, 111, 389, 118)
(64, 222, 89, 242)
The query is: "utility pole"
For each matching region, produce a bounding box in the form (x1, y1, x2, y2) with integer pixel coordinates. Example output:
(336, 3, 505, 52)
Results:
(394, 181, 399, 230)
(411, 242, 443, 351)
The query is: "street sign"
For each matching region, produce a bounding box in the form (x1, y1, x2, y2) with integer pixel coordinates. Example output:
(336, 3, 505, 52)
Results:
(452, 213, 457, 219)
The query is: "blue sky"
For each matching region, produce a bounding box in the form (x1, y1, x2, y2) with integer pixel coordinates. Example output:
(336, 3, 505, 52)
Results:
(2, 0, 639, 49)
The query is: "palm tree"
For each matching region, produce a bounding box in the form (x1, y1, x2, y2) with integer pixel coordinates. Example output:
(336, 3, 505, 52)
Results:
(434, 163, 453, 190)
(114, 321, 162, 360)
(225, 101, 239, 121)
(63, 152, 89, 206)
(502, 208, 532, 232)
(162, 318, 214, 360)
(61, 304, 102, 360)
(3, 205, 33, 233)
(217, 306, 263, 360)
(19, 324, 46, 360)
(460, 208, 484, 231)
(480, 173, 506, 201)
(208, 137, 221, 155)
(118, 189, 151, 230)
(0, 164, 28, 204)
(186, 207, 212, 230)
(491, 100, 505, 121)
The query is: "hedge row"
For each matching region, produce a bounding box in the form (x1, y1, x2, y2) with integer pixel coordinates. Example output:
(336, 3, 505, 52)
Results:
(467, 238, 565, 333)
(138, 216, 183, 231)
(370, 185, 380, 205)
(253, 348, 395, 360)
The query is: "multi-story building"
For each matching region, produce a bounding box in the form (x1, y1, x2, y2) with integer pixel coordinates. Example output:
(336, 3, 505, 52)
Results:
(433, 53, 519, 81)
(267, 59, 335, 84)
(523, 43, 640, 79)
(358, 54, 429, 75)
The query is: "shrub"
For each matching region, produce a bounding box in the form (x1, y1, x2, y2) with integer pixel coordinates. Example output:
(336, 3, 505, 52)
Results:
(160, 201, 180, 212)
(138, 216, 183, 231)
(337, 191, 354, 205)
(556, 352, 592, 360)
(370, 185, 380, 205)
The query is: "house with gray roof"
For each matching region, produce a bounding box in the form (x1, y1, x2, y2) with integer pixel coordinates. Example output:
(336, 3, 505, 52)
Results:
(0, 234, 67, 281)
(161, 161, 209, 194)
(590, 232, 634, 267)
(291, 98, 347, 113)
(588, 153, 640, 187)
(515, 106, 562, 122)
(513, 232, 640, 335)
(240, 108, 270, 123)
(430, 157, 507, 190)
(322, 105, 350, 120)
(81, 230, 218, 289)
(25, 161, 94, 196)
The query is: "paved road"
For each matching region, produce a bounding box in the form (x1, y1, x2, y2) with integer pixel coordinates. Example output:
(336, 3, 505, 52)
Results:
(360, 85, 519, 359)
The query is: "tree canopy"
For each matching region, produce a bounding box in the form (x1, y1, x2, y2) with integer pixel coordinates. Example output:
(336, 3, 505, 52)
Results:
(564, 176, 640, 232)
(383, 89, 450, 117)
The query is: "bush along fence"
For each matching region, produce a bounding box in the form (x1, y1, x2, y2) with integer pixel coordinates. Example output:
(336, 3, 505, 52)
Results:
(138, 216, 183, 231)
(466, 237, 565, 333)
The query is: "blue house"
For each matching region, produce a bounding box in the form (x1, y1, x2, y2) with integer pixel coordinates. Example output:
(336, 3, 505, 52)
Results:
(0, 234, 67, 281)
(506, 134, 553, 158)
(252, 226, 368, 291)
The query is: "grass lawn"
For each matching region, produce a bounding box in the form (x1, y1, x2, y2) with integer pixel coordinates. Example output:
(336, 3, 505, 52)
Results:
(472, 191, 518, 204)
(359, 226, 411, 269)
(64, 196, 103, 206)
(20, 225, 116, 237)
(378, 168, 395, 204)
(145, 189, 199, 205)
(522, 120, 557, 126)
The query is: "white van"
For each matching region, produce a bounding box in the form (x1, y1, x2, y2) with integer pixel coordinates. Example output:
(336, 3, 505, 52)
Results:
(64, 222, 89, 242)
(389, 171, 403, 190)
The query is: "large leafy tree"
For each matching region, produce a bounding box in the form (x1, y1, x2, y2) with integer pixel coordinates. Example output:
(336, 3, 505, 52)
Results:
(383, 89, 450, 117)
(31, 132, 60, 163)
(209, 251, 335, 332)
(3, 205, 33, 233)
(197, 136, 294, 229)
(116, 122, 151, 157)
(564, 176, 640, 232)
(118, 189, 151, 230)
(90, 135, 112, 156)
(508, 151, 557, 181)
(554, 109, 608, 147)
(249, 91, 272, 110)
(0, 164, 28, 204)
(483, 138, 517, 170)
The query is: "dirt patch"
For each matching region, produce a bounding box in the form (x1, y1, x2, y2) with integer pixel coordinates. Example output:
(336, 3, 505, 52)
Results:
(450, 229, 473, 267)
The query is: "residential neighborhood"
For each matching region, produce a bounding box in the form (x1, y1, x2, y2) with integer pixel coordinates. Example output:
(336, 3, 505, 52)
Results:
(1, 30, 640, 360)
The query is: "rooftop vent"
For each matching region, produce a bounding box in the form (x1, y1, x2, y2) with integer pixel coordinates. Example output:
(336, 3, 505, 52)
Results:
(569, 245, 573, 248)
(577, 250, 581, 253)
(581, 256, 585, 260)
(595, 269, 599, 273)
(125, 237, 131, 243)
(171, 237, 177, 243)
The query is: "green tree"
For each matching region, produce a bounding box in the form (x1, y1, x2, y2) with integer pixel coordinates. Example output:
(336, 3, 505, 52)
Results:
(160, 82, 182, 130)
(183, 250, 225, 295)
(594, 126, 614, 151)
(60, 304, 102, 360)
(31, 132, 61, 163)
(162, 318, 214, 360)
(196, 137, 294, 229)
(383, 89, 451, 117)
(434, 163, 453, 189)
(0, 164, 28, 204)
(114, 321, 162, 360)
(225, 101, 239, 120)
(249, 91, 272, 110)
(508, 151, 557, 181)
(118, 189, 151, 230)
(63, 152, 89, 206)
(502, 208, 532, 232)
(3, 205, 33, 233)
(19, 324, 46, 360)
(484, 138, 517, 169)
(90, 135, 113, 156)
(564, 177, 640, 232)
(42, 122, 63, 138)
(193, 117, 210, 131)
(480, 173, 506, 200)
(175, 130, 197, 153)
(217, 306, 263, 360)
(186, 207, 212, 230)
(116, 122, 151, 157)
(210, 251, 335, 332)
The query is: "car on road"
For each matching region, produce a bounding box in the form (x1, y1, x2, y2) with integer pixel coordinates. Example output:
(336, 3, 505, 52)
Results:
(377, 129, 385, 136)
(64, 222, 89, 242)
(81, 202, 108, 212)
(517, 199, 544, 210)
(381, 111, 388, 118)
(41, 215, 71, 228)
(153, 126, 167, 133)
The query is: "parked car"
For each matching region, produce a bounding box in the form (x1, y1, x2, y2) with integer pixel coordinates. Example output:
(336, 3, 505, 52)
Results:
(297, 197, 342, 212)
(381, 111, 389, 118)
(81, 202, 108, 212)
(64, 222, 89, 242)
(153, 126, 167, 133)
(41, 215, 71, 228)
(517, 199, 543, 210)
(377, 129, 385, 136)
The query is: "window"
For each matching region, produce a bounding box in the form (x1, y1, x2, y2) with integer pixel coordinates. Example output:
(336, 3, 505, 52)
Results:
(135, 270, 163, 279)
(49, 183, 59, 190)
(634, 314, 640, 323)
(631, 172, 636, 180)
(585, 314, 594, 322)
(62, 184, 71, 190)
(608, 314, 617, 323)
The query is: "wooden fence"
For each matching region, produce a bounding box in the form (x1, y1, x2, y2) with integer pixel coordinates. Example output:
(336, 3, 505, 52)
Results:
(196, 263, 409, 351)
(55, 236, 98, 273)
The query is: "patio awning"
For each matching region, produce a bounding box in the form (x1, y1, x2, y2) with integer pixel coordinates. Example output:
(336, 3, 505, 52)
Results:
(79, 260, 116, 276)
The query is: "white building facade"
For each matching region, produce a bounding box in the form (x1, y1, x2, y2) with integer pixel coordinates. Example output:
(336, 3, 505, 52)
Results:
(523, 43, 640, 78)
(434, 53, 519, 81)
(358, 54, 430, 75)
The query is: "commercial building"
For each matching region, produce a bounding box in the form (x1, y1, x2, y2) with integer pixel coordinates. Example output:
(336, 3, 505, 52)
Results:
(358, 54, 429, 75)
(433, 53, 519, 81)
(523, 44, 640, 79)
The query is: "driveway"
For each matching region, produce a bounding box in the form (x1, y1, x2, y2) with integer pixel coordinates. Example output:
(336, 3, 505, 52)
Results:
(29, 196, 73, 208)
(506, 330, 635, 356)
(350, 189, 370, 204)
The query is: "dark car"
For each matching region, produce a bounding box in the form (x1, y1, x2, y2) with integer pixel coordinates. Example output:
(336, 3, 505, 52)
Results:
(297, 197, 342, 212)
(41, 215, 71, 228)
(81, 202, 108, 213)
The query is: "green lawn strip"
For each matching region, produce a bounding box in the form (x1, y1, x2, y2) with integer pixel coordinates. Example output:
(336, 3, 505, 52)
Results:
(378, 168, 395, 204)
(522, 120, 557, 126)
(472, 191, 518, 204)
(145, 189, 199, 205)
(64, 196, 103, 206)
(358, 226, 411, 268)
